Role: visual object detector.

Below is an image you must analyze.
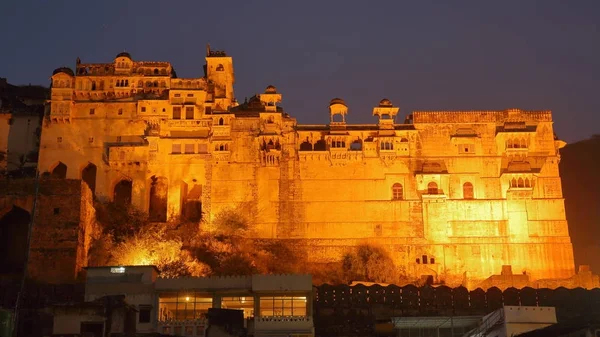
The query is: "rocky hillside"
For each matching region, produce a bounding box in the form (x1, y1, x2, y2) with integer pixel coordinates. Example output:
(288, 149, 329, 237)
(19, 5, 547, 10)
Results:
(560, 135, 600, 273)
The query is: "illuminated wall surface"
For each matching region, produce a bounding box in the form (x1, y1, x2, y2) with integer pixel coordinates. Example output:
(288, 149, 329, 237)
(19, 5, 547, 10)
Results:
(39, 49, 575, 286)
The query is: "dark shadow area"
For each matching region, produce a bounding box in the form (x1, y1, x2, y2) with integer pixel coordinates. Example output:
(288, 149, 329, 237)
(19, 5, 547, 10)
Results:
(0, 206, 31, 273)
(560, 135, 600, 273)
(82, 163, 97, 196)
(113, 180, 132, 206)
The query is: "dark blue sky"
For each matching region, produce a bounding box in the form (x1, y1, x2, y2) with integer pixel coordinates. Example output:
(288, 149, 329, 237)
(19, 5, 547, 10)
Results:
(1, 0, 598, 142)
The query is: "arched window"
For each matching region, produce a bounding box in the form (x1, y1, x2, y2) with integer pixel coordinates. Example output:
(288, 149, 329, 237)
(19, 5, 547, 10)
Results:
(218, 117, 224, 125)
(392, 183, 403, 200)
(146, 81, 151, 87)
(463, 182, 474, 199)
(525, 178, 531, 188)
(518, 177, 525, 188)
(160, 69, 167, 75)
(125, 79, 129, 86)
(511, 178, 517, 188)
(216, 64, 224, 71)
(427, 182, 438, 195)
(299, 141, 313, 151)
(154, 68, 159, 75)
(160, 81, 166, 88)
(350, 140, 362, 151)
(153, 81, 158, 87)
(138, 80, 143, 87)
(314, 139, 327, 151)
(380, 141, 393, 150)
(91, 81, 96, 90)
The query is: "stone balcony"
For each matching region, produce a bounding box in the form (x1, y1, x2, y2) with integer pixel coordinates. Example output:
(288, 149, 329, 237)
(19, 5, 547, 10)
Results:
(261, 150, 281, 166)
(212, 125, 231, 138)
(212, 151, 231, 162)
(103, 140, 149, 167)
(261, 123, 280, 135)
(167, 119, 211, 129)
(49, 111, 71, 123)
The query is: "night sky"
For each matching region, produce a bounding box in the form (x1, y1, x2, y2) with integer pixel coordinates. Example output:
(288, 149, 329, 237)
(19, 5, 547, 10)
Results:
(1, 1, 598, 143)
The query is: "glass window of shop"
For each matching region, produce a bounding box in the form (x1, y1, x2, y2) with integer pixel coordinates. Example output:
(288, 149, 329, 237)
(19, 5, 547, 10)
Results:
(221, 296, 255, 318)
(159, 292, 213, 321)
(259, 296, 307, 317)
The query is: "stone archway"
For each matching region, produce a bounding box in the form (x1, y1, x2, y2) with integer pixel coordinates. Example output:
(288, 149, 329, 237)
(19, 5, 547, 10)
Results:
(82, 163, 97, 196)
(149, 176, 168, 222)
(0, 206, 31, 273)
(51, 162, 67, 178)
(182, 182, 202, 222)
(113, 180, 132, 206)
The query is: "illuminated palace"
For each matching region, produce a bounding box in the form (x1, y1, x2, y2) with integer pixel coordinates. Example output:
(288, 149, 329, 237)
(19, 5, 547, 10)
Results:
(41, 47, 575, 286)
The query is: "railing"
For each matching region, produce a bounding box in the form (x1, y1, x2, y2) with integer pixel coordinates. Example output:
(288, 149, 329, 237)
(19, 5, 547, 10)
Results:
(167, 119, 210, 128)
(212, 125, 231, 137)
(254, 316, 313, 332)
(262, 152, 280, 166)
(158, 318, 207, 337)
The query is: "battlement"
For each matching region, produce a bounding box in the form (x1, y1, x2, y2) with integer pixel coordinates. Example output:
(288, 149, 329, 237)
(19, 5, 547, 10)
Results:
(412, 109, 553, 124)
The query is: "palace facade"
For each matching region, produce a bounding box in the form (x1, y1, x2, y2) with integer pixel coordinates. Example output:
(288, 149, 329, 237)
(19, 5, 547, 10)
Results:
(40, 47, 575, 286)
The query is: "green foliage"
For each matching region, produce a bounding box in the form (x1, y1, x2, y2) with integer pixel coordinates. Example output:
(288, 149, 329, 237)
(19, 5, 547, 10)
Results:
(94, 201, 148, 243)
(341, 244, 397, 283)
(212, 207, 249, 235)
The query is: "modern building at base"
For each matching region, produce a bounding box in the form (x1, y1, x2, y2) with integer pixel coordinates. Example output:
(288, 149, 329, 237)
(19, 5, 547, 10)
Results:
(40, 47, 575, 287)
(390, 306, 557, 337)
(51, 266, 314, 337)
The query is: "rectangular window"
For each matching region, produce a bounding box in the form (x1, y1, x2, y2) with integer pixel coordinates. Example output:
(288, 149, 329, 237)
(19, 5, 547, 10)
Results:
(116, 136, 122, 142)
(89, 108, 95, 115)
(186, 107, 194, 119)
(158, 293, 212, 321)
(118, 108, 123, 115)
(185, 144, 195, 154)
(141, 107, 146, 112)
(174, 93, 181, 97)
(221, 297, 255, 318)
(205, 106, 212, 114)
(187, 93, 194, 97)
(172, 144, 181, 154)
(173, 107, 181, 120)
(89, 137, 94, 143)
(459, 144, 475, 154)
(57, 137, 63, 143)
(198, 144, 208, 153)
(139, 305, 151, 323)
(259, 296, 307, 317)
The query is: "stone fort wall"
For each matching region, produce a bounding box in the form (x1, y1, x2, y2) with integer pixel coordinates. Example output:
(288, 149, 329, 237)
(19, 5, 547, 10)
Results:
(0, 178, 95, 284)
(34, 51, 576, 286)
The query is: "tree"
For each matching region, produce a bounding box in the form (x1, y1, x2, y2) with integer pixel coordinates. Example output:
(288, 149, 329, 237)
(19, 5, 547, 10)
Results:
(342, 244, 397, 283)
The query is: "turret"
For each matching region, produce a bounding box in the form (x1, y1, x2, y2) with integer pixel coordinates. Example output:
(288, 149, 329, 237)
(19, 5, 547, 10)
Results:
(259, 85, 282, 112)
(205, 44, 235, 110)
(372, 98, 399, 129)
